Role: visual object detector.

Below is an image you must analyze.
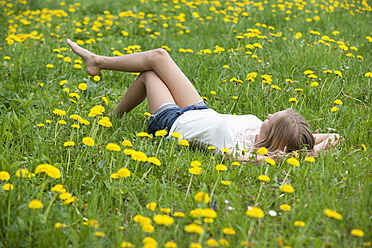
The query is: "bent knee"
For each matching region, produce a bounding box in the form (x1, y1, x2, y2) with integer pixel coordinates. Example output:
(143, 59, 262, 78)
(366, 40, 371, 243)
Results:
(149, 48, 170, 64)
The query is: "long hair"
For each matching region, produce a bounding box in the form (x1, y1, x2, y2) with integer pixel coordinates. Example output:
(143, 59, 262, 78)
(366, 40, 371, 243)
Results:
(253, 109, 315, 153)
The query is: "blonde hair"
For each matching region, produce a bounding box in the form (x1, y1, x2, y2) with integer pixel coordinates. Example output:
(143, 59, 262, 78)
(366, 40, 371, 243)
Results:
(254, 108, 314, 153)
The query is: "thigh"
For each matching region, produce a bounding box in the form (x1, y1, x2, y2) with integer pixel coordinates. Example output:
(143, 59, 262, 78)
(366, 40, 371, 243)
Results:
(143, 71, 176, 114)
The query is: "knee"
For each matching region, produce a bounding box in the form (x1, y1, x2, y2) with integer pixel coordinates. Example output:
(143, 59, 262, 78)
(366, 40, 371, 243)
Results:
(149, 48, 169, 64)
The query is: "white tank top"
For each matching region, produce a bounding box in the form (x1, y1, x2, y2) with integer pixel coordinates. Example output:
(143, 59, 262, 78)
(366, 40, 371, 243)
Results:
(169, 109, 263, 152)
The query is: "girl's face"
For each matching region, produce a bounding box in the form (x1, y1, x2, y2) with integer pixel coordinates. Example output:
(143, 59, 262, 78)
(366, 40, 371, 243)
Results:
(256, 109, 288, 143)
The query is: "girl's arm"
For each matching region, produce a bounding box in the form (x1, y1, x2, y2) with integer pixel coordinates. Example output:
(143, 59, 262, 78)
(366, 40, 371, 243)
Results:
(313, 133, 340, 154)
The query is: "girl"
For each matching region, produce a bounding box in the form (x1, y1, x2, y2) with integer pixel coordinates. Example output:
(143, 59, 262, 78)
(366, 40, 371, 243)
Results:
(66, 39, 339, 161)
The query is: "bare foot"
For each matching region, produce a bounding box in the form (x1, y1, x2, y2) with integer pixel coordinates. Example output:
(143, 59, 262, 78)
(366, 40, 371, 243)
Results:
(66, 39, 101, 76)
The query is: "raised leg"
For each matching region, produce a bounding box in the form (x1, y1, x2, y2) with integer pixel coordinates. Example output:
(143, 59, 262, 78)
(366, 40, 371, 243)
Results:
(112, 71, 176, 116)
(67, 39, 200, 108)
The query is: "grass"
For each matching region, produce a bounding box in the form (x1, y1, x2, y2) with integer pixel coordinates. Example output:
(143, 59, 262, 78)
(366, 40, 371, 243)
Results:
(0, 0, 371, 247)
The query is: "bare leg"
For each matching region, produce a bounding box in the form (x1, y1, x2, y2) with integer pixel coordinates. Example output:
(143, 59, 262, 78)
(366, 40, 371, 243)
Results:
(112, 71, 175, 116)
(67, 39, 200, 108)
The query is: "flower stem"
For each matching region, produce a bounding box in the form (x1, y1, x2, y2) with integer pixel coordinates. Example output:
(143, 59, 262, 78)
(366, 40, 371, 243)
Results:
(185, 175, 194, 200)
(210, 173, 222, 202)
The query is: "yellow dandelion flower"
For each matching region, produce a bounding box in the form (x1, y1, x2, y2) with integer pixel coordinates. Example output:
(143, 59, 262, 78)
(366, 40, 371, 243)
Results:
(28, 200, 43, 209)
(264, 158, 275, 165)
(93, 75, 100, 81)
(136, 132, 152, 138)
(173, 212, 185, 217)
(280, 184, 294, 193)
(63, 141, 75, 147)
(148, 157, 161, 166)
(178, 139, 189, 146)
(106, 143, 121, 151)
(294, 221, 305, 227)
(195, 192, 210, 203)
(334, 99, 343, 105)
(258, 175, 270, 181)
(51, 184, 66, 193)
(59, 192, 72, 200)
(215, 164, 227, 171)
(287, 157, 300, 166)
(3, 183, 14, 191)
(305, 157, 315, 162)
(184, 223, 203, 234)
(155, 130, 168, 137)
(223, 227, 236, 235)
(221, 180, 231, 185)
(53, 109, 66, 116)
(361, 144, 366, 152)
(171, 132, 181, 139)
(122, 140, 132, 147)
(351, 229, 364, 237)
(245, 206, 264, 218)
(160, 208, 171, 214)
(324, 209, 343, 220)
(82, 137, 94, 146)
(331, 107, 339, 112)
(146, 202, 157, 211)
(35, 164, 61, 179)
(78, 83, 87, 91)
(206, 239, 218, 247)
(131, 151, 148, 162)
(190, 161, 201, 167)
(279, 204, 291, 211)
(0, 171, 10, 181)
(189, 167, 202, 175)
(153, 215, 174, 226)
(257, 147, 268, 155)
(117, 168, 131, 178)
(289, 97, 298, 103)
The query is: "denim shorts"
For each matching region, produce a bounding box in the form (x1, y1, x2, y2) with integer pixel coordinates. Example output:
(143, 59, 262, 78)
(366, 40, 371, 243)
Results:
(147, 98, 209, 135)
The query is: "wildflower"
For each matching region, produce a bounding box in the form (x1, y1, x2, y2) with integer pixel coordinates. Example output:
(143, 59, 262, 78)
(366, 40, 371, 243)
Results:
(121, 241, 134, 247)
(223, 227, 236, 235)
(232, 161, 241, 166)
(16, 169, 29, 178)
(362, 144, 366, 152)
(331, 107, 339, 112)
(71, 124, 80, 128)
(174, 212, 185, 217)
(35, 164, 61, 179)
(184, 223, 203, 234)
(165, 241, 177, 248)
(195, 192, 210, 203)
(83, 219, 99, 227)
(208, 146, 217, 150)
(53, 109, 66, 116)
(257, 147, 268, 155)
(117, 168, 131, 178)
(178, 139, 189, 146)
(189, 167, 202, 175)
(351, 229, 364, 237)
(146, 202, 157, 211)
(334, 99, 343, 105)
(258, 175, 270, 181)
(131, 151, 148, 162)
(221, 148, 230, 153)
(155, 130, 168, 137)
(171, 132, 181, 139)
(46, 64, 54, 68)
(28, 200, 43, 209)
(223, 65, 229, 68)
(88, 105, 105, 117)
(221, 180, 231, 185)
(245, 206, 264, 218)
(215, 164, 227, 171)
(78, 83, 87, 91)
(59, 80, 67, 85)
(265, 158, 275, 165)
(206, 239, 218, 247)
(148, 157, 161, 166)
(295, 32, 302, 39)
(289, 97, 298, 103)
(0, 171, 10, 180)
(153, 215, 175, 226)
(64, 197, 77, 205)
(287, 157, 300, 166)
(304, 70, 314, 75)
(122, 140, 132, 147)
(55, 222, 66, 228)
(51, 184, 66, 193)
(210, 91, 216, 95)
(280, 184, 294, 193)
(102, 97, 109, 104)
(310, 82, 319, 87)
(106, 143, 121, 151)
(93, 75, 100, 81)
(279, 204, 291, 211)
(191, 243, 202, 248)
(334, 70, 342, 77)
(190, 161, 201, 167)
(58, 120, 67, 125)
(63, 141, 75, 147)
(95, 231, 104, 237)
(38, 123, 45, 127)
(82, 137, 95, 146)
(219, 239, 229, 246)
(136, 132, 152, 138)
(59, 192, 72, 200)
(160, 208, 171, 214)
(305, 157, 315, 162)
(324, 209, 343, 220)
(271, 85, 281, 90)
(98, 118, 112, 127)
(294, 221, 305, 227)
(123, 149, 136, 156)
(70, 114, 81, 121)
(364, 72, 372, 78)
(3, 183, 13, 191)
(69, 93, 80, 99)
(295, 88, 303, 92)
(45, 120, 52, 124)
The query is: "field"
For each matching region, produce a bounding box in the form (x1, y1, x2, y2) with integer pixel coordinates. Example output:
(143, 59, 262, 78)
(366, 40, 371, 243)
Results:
(0, 0, 371, 247)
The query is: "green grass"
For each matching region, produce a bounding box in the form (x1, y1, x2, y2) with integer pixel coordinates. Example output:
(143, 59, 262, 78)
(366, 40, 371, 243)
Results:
(0, 0, 371, 247)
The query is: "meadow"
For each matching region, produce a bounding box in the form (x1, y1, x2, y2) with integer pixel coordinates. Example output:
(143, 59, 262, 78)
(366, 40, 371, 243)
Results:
(0, 0, 371, 247)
